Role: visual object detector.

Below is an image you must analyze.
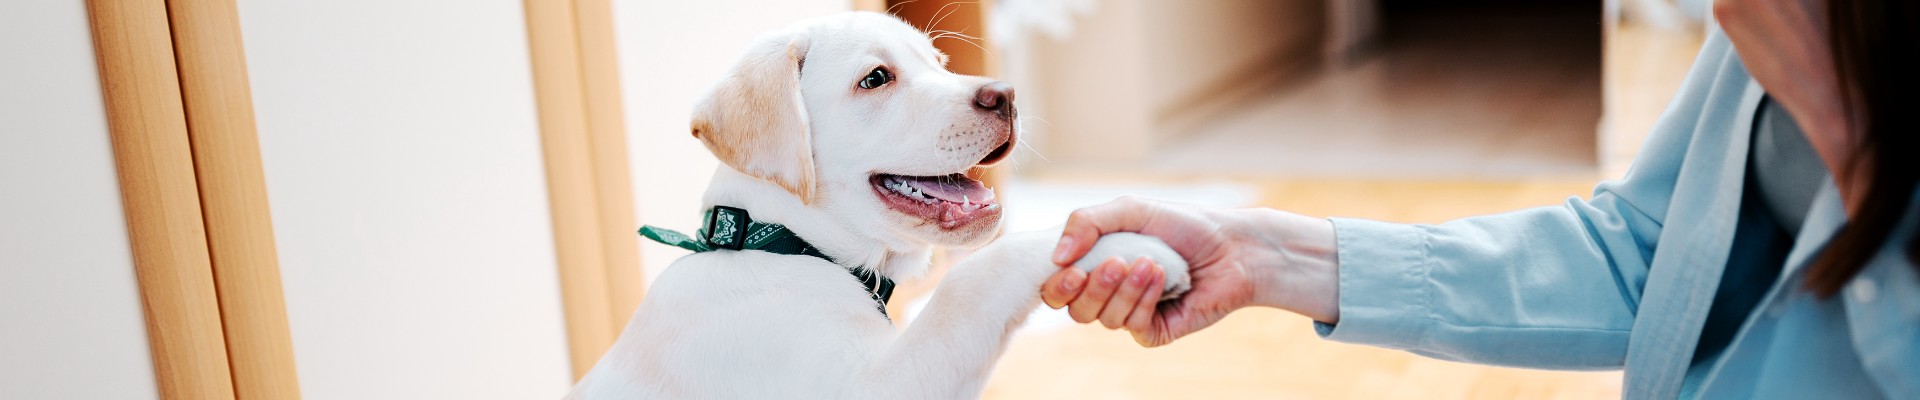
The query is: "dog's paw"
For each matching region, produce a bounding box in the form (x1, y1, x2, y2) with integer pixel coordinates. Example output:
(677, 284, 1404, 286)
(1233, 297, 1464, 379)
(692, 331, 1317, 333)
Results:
(1069, 233, 1191, 300)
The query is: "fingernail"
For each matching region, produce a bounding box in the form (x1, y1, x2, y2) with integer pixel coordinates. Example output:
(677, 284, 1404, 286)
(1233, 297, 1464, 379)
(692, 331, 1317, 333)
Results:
(1129, 263, 1153, 286)
(1060, 272, 1083, 292)
(1052, 237, 1074, 264)
(1100, 262, 1124, 286)
(1146, 265, 1165, 293)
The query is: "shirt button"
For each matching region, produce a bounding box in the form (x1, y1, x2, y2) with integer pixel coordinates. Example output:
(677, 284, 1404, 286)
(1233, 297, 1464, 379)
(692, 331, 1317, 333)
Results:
(1849, 279, 1878, 303)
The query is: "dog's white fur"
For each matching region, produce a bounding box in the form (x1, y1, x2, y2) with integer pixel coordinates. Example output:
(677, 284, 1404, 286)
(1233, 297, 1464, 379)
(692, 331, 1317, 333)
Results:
(567, 13, 1186, 399)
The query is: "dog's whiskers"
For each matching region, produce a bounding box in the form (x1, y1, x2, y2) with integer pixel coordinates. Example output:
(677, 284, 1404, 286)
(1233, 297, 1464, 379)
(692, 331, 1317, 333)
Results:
(930, 31, 988, 55)
(927, 1, 982, 30)
(926, 30, 987, 55)
(1014, 136, 1051, 163)
(887, 0, 924, 14)
(928, 29, 983, 42)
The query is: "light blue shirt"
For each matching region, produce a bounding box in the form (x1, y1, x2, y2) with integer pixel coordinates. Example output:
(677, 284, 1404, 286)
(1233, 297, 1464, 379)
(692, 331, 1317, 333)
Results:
(1316, 27, 1919, 399)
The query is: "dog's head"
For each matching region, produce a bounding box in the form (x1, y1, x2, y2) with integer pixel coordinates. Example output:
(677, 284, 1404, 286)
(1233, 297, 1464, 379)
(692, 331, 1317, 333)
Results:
(692, 12, 1016, 248)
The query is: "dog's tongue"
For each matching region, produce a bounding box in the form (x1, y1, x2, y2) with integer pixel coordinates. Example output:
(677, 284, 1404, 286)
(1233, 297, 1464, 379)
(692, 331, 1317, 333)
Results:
(907, 174, 996, 205)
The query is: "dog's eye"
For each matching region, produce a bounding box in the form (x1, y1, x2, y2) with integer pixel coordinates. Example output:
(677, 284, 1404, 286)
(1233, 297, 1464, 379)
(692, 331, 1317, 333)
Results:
(858, 67, 893, 89)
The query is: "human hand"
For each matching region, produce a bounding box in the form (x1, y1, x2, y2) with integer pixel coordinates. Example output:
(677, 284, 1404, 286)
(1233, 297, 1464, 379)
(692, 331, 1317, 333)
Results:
(1039, 196, 1340, 347)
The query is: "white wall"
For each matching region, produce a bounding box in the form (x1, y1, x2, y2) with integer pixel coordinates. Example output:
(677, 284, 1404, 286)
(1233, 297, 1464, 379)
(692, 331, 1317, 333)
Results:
(1025, 0, 1156, 163)
(1140, 0, 1324, 116)
(1019, 0, 1325, 164)
(0, 1, 160, 399)
(238, 1, 573, 398)
(614, 0, 851, 281)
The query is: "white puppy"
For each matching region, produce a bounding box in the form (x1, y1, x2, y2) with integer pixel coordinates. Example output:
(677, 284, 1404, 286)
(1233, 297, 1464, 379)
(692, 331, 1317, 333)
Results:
(568, 12, 1188, 399)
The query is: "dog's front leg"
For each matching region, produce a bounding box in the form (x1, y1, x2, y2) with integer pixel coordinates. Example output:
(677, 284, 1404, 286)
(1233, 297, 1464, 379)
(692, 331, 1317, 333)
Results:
(853, 230, 1187, 399)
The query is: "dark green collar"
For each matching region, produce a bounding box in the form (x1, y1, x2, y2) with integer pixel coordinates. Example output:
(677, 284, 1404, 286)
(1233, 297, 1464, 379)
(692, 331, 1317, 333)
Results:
(639, 205, 896, 317)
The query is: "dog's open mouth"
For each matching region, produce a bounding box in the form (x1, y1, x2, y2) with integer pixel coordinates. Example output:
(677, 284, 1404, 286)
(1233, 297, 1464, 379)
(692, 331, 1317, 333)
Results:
(871, 172, 1000, 229)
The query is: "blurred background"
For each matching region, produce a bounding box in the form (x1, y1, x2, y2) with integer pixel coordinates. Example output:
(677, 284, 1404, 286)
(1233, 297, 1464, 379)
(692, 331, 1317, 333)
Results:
(3, 0, 1709, 398)
(876, 0, 1707, 398)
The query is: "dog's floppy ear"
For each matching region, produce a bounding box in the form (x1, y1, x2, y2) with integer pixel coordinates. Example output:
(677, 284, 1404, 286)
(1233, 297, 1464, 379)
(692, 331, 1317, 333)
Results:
(691, 29, 818, 203)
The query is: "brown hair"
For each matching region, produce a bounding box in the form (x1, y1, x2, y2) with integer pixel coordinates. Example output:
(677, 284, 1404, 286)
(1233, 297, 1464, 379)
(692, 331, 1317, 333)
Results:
(1805, 0, 1920, 296)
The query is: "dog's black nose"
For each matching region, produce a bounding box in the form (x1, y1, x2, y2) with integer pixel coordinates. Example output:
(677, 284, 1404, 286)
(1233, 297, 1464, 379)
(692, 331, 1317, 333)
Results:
(973, 81, 1016, 120)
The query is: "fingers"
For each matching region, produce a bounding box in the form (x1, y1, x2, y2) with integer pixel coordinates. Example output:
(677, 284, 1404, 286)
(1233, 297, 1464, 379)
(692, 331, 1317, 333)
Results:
(1067, 257, 1129, 324)
(1121, 260, 1166, 333)
(1040, 266, 1087, 309)
(1133, 300, 1187, 348)
(1097, 258, 1162, 329)
(1054, 257, 1180, 346)
(1053, 196, 1155, 266)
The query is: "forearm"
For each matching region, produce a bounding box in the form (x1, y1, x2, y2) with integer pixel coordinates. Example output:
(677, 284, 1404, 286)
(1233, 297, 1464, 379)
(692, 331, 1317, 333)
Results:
(1227, 207, 1341, 324)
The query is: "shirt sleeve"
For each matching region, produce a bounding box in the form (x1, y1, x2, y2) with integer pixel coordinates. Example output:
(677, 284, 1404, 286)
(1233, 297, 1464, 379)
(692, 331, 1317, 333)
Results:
(1312, 31, 1746, 370)
(1317, 198, 1659, 370)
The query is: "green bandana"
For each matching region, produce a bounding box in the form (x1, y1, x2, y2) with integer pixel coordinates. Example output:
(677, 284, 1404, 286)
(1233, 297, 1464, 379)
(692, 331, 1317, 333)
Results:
(639, 206, 896, 317)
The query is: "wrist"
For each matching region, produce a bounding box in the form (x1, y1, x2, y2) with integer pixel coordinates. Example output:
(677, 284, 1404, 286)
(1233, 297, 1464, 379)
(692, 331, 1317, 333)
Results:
(1237, 208, 1341, 323)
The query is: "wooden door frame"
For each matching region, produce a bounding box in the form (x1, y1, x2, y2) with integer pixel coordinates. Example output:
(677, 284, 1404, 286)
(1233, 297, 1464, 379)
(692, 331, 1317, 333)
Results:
(87, 0, 298, 398)
(523, 0, 644, 379)
(164, 0, 303, 398)
(91, 0, 648, 393)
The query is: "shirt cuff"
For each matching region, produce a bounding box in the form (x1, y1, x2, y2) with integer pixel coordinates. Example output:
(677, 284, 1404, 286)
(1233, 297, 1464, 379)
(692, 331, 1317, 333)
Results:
(1314, 217, 1434, 351)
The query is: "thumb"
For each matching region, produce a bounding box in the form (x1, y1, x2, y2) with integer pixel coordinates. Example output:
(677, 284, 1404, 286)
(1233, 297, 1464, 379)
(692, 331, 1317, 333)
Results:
(1054, 197, 1158, 266)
